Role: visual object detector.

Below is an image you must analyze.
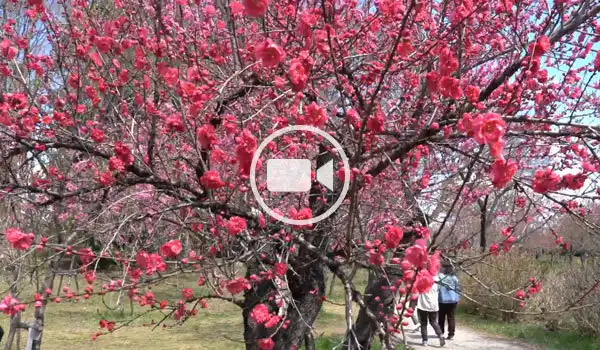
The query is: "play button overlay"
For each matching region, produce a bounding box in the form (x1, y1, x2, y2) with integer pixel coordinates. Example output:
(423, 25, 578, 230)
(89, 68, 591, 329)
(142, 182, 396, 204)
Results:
(316, 159, 334, 191)
(250, 125, 350, 226)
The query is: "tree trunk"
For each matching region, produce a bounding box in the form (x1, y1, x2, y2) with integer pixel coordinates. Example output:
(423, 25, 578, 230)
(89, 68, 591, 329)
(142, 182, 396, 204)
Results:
(345, 269, 401, 350)
(4, 267, 21, 350)
(242, 259, 325, 350)
(479, 195, 489, 252)
(242, 141, 332, 349)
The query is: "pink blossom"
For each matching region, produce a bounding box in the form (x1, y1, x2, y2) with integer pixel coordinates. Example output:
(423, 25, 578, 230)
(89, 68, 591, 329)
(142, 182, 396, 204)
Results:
(0, 294, 26, 316)
(256, 40, 285, 67)
(274, 263, 288, 276)
(236, 130, 257, 176)
(200, 170, 225, 189)
(4, 227, 35, 251)
(244, 0, 269, 17)
(257, 338, 275, 350)
(404, 244, 428, 268)
(299, 102, 328, 127)
(136, 251, 167, 276)
(414, 270, 434, 294)
(489, 159, 517, 188)
(226, 277, 251, 294)
(384, 226, 404, 248)
(250, 303, 271, 324)
(196, 124, 217, 149)
(160, 240, 182, 258)
(181, 288, 194, 300)
(472, 113, 505, 145)
(225, 216, 247, 236)
(532, 168, 562, 193)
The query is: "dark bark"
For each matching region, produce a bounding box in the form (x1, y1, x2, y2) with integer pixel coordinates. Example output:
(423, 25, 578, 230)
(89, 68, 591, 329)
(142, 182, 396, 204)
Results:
(345, 269, 401, 350)
(479, 195, 489, 252)
(243, 141, 334, 349)
(242, 258, 325, 350)
(344, 224, 421, 349)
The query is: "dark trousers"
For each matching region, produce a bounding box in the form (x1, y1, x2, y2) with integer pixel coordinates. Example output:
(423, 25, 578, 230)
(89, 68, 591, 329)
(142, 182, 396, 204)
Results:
(439, 302, 457, 337)
(418, 309, 443, 341)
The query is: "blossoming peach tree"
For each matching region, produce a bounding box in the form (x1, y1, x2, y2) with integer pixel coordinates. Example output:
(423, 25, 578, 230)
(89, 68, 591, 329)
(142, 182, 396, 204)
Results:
(1, 0, 600, 349)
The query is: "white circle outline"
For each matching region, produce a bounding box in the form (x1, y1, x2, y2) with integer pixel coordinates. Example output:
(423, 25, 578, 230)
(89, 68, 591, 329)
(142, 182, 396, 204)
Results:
(249, 125, 351, 225)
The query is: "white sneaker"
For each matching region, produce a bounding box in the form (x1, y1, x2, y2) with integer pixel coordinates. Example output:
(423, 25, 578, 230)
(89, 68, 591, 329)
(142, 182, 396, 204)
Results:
(422, 341, 428, 346)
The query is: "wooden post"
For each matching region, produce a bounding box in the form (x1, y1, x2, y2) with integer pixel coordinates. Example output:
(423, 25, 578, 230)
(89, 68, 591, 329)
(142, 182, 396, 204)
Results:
(25, 321, 42, 350)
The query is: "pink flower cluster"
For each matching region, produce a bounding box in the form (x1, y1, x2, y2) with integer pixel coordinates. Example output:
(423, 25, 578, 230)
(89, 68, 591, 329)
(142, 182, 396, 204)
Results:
(4, 227, 35, 250)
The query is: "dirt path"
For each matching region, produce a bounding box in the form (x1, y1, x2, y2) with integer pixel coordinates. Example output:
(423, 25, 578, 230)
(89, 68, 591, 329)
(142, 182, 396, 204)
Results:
(401, 320, 535, 349)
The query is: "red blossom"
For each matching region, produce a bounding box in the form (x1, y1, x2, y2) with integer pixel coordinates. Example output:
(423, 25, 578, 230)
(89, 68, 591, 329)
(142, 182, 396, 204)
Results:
(274, 263, 288, 276)
(135, 251, 167, 276)
(181, 288, 194, 300)
(196, 124, 217, 149)
(244, 0, 269, 17)
(256, 40, 285, 67)
(90, 128, 105, 143)
(226, 277, 251, 295)
(489, 159, 517, 188)
(369, 251, 384, 266)
(264, 315, 281, 328)
(384, 226, 404, 248)
(289, 208, 313, 230)
(225, 216, 247, 236)
(288, 51, 313, 91)
(98, 171, 115, 187)
(0, 294, 26, 316)
(257, 338, 275, 350)
(114, 142, 133, 165)
(528, 36, 551, 57)
(515, 290, 526, 300)
(0, 40, 18, 60)
(200, 170, 226, 189)
(472, 113, 506, 145)
(85, 271, 96, 284)
(4, 227, 35, 251)
(490, 243, 500, 256)
(250, 303, 271, 324)
(561, 173, 587, 190)
(299, 102, 328, 127)
(532, 168, 562, 193)
(413, 270, 434, 294)
(235, 130, 257, 176)
(439, 76, 463, 99)
(160, 240, 182, 258)
(366, 113, 385, 133)
(404, 242, 428, 268)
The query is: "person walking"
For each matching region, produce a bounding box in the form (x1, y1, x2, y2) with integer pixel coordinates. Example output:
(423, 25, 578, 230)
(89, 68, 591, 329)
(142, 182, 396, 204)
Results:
(438, 262, 461, 340)
(410, 297, 420, 332)
(416, 275, 445, 347)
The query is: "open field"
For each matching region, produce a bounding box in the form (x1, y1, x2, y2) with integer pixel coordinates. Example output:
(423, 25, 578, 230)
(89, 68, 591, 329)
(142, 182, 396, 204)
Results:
(0, 274, 357, 350)
(3, 269, 600, 350)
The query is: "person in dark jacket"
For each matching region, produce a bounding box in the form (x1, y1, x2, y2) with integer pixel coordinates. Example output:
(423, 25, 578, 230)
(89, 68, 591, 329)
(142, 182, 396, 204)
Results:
(438, 262, 461, 340)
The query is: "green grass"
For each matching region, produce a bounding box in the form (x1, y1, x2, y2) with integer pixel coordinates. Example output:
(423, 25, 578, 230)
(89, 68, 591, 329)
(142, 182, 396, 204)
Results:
(456, 310, 600, 350)
(0, 273, 363, 349)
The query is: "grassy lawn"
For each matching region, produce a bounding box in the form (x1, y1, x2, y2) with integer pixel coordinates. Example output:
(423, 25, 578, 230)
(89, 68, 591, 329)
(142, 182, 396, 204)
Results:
(456, 310, 600, 350)
(14, 269, 599, 350)
(0, 274, 358, 349)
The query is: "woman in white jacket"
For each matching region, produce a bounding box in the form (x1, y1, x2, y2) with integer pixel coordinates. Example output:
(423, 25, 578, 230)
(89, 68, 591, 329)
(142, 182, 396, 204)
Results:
(416, 276, 446, 347)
